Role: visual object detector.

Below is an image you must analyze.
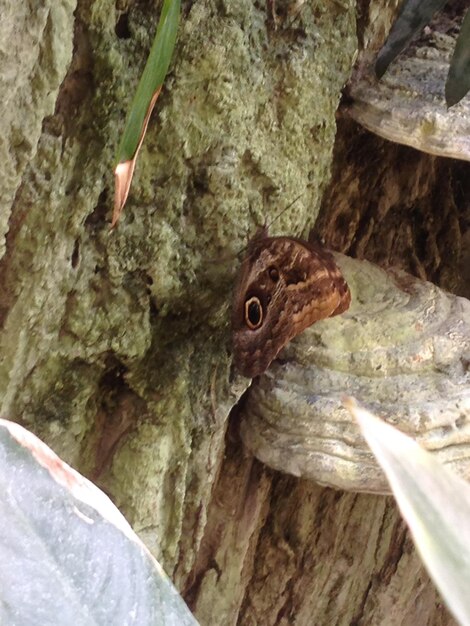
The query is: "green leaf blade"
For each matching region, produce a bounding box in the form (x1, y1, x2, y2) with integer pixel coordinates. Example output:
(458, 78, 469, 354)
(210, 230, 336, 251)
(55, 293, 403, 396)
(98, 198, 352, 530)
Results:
(116, 0, 181, 164)
(375, 0, 448, 79)
(350, 401, 470, 626)
(446, 9, 470, 107)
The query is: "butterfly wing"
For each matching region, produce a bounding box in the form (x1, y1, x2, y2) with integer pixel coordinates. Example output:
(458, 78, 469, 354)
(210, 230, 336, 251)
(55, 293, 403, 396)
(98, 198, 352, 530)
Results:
(231, 236, 350, 378)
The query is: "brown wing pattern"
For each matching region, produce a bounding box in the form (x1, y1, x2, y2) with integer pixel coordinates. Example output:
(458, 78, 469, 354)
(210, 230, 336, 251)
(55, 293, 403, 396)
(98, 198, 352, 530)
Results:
(232, 235, 350, 378)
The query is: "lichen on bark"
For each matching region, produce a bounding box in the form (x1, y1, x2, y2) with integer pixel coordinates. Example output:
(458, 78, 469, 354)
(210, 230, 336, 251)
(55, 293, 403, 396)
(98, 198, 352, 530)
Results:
(3, 1, 460, 624)
(0, 0, 356, 575)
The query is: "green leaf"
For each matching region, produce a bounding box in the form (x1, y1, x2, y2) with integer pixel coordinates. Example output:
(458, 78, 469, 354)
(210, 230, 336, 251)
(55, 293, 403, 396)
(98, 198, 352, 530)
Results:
(0, 418, 198, 625)
(116, 0, 181, 164)
(446, 9, 470, 107)
(349, 400, 470, 626)
(375, 0, 448, 79)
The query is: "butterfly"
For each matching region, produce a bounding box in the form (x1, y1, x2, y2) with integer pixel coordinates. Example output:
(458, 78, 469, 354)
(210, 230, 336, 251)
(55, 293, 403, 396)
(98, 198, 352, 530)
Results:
(231, 228, 351, 378)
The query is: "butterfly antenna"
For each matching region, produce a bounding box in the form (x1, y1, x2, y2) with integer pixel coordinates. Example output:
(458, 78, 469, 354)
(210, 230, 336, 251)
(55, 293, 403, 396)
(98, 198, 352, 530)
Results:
(264, 190, 306, 232)
(237, 190, 307, 259)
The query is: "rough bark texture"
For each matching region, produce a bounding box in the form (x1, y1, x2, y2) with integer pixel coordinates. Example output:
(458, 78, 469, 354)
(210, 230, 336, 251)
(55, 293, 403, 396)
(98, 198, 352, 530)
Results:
(1, 0, 467, 624)
(318, 120, 470, 297)
(185, 426, 454, 625)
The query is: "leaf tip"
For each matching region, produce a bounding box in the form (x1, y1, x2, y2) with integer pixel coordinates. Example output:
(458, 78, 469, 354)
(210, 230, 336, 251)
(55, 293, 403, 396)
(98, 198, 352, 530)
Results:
(342, 395, 356, 412)
(444, 82, 461, 108)
(375, 42, 395, 80)
(112, 161, 135, 227)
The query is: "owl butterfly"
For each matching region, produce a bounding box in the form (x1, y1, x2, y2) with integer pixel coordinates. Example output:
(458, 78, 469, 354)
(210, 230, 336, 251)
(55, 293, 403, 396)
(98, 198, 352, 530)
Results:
(232, 228, 351, 378)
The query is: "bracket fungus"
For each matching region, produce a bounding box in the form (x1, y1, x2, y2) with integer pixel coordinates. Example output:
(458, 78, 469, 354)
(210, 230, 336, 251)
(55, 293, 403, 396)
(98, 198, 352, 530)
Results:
(239, 255, 470, 494)
(348, 11, 470, 162)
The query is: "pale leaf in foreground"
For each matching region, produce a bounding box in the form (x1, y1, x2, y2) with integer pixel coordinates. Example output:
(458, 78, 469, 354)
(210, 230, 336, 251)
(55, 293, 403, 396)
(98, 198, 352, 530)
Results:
(345, 399, 470, 626)
(0, 418, 198, 626)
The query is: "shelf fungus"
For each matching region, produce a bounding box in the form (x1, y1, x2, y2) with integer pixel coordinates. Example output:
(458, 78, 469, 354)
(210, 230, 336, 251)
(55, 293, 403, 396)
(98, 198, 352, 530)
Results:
(239, 256, 470, 494)
(347, 14, 470, 162)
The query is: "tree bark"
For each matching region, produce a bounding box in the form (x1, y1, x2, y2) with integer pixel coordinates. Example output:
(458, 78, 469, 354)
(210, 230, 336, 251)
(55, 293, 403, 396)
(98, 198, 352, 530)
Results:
(1, 1, 466, 624)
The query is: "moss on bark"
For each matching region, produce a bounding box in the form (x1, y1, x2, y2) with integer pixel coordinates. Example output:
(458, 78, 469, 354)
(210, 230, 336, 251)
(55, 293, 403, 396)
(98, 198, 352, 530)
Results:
(3, 1, 460, 625)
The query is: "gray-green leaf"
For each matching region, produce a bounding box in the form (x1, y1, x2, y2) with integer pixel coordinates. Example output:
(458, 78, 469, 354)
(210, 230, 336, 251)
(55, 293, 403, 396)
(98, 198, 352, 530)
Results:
(0, 418, 198, 626)
(376, 0, 448, 78)
(446, 9, 470, 107)
(350, 401, 470, 626)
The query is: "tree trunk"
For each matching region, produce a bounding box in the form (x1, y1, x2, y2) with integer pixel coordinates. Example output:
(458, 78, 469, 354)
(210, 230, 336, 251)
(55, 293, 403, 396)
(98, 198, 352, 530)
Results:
(1, 1, 466, 624)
